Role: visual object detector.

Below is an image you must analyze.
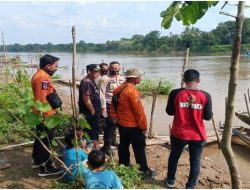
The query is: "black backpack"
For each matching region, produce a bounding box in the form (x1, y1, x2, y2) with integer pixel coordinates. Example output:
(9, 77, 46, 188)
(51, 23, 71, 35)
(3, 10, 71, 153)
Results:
(112, 86, 127, 111)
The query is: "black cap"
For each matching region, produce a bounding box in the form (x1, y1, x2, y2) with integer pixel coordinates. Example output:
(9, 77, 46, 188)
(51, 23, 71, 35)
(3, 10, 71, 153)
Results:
(39, 54, 59, 68)
(86, 64, 100, 71)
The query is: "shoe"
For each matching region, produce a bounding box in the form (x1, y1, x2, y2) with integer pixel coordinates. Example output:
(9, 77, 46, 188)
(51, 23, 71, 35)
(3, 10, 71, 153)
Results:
(165, 178, 175, 188)
(38, 166, 64, 177)
(31, 160, 40, 169)
(111, 141, 119, 148)
(142, 169, 157, 180)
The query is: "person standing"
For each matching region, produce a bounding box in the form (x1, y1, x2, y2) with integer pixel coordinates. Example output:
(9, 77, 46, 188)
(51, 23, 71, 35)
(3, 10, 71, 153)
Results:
(110, 68, 156, 179)
(165, 69, 213, 188)
(31, 54, 63, 177)
(99, 62, 109, 77)
(98, 62, 109, 135)
(99, 61, 124, 155)
(79, 64, 101, 141)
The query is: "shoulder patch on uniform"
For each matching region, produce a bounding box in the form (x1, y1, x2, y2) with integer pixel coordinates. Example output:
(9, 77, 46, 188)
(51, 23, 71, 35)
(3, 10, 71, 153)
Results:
(42, 80, 49, 90)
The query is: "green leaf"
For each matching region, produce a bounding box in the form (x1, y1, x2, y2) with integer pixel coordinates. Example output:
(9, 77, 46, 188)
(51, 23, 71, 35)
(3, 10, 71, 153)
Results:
(40, 131, 48, 139)
(84, 133, 91, 141)
(79, 118, 91, 130)
(161, 1, 219, 29)
(51, 140, 58, 146)
(160, 2, 181, 29)
(24, 111, 42, 126)
(34, 101, 51, 113)
(44, 116, 61, 129)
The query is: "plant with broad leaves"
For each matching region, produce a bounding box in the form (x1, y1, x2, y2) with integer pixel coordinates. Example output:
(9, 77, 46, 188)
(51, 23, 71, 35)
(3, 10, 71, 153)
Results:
(160, 1, 218, 29)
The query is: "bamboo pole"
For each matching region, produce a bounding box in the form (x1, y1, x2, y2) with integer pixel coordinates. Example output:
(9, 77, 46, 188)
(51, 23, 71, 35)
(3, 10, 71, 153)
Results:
(247, 88, 250, 104)
(181, 42, 190, 88)
(244, 93, 250, 115)
(1, 32, 8, 82)
(212, 117, 221, 148)
(72, 25, 78, 126)
(148, 81, 161, 138)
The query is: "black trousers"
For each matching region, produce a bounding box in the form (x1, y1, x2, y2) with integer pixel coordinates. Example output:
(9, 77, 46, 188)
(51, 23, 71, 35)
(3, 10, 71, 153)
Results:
(84, 112, 100, 141)
(32, 123, 55, 171)
(118, 125, 149, 172)
(103, 103, 117, 148)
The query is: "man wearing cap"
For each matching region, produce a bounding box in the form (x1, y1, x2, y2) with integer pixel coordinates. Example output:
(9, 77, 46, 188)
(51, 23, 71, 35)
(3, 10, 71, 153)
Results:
(31, 54, 63, 177)
(110, 68, 156, 179)
(79, 64, 102, 141)
(98, 61, 124, 156)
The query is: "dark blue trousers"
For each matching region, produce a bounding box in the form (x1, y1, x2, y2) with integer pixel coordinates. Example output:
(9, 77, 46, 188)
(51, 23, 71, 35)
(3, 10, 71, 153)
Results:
(167, 135, 206, 188)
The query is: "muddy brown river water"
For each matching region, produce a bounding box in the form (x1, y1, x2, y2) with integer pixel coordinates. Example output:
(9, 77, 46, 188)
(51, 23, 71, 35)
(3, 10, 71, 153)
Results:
(6, 52, 250, 185)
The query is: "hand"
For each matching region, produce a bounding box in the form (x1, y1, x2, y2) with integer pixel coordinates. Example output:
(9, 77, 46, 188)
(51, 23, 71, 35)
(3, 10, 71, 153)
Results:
(112, 118, 118, 124)
(142, 129, 147, 135)
(91, 109, 95, 115)
(101, 108, 106, 114)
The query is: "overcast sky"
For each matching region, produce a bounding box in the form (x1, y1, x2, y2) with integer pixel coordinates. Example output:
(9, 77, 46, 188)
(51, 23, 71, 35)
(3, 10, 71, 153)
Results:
(1, 1, 249, 45)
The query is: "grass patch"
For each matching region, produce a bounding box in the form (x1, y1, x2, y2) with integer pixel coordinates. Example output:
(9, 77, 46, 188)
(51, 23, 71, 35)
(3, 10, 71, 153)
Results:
(137, 78, 174, 95)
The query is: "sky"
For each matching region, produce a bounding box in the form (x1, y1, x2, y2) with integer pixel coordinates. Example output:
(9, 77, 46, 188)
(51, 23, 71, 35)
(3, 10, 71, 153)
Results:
(0, 1, 249, 45)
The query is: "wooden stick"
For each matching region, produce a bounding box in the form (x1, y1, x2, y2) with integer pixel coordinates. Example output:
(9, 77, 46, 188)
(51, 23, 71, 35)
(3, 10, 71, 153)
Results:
(181, 42, 190, 88)
(72, 26, 78, 126)
(244, 93, 250, 115)
(1, 32, 8, 82)
(247, 88, 250, 104)
(212, 117, 221, 149)
(148, 81, 161, 138)
(169, 124, 172, 145)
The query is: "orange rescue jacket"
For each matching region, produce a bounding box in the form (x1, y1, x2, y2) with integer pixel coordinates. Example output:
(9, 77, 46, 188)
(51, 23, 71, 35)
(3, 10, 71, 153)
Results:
(31, 69, 56, 117)
(110, 82, 147, 130)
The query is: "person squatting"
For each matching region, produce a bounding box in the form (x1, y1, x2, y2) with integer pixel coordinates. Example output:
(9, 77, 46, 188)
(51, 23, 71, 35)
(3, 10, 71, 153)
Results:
(31, 54, 212, 189)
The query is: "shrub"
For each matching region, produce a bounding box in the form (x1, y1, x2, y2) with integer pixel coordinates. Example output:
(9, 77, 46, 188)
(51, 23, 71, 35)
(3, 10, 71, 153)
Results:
(137, 78, 174, 95)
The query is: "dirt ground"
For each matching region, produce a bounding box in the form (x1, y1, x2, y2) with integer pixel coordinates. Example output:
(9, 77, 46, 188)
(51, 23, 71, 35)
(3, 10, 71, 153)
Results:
(0, 83, 249, 189)
(1, 143, 249, 189)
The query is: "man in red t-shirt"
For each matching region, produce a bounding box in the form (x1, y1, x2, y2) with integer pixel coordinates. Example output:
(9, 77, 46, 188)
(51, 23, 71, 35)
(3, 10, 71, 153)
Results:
(165, 69, 212, 189)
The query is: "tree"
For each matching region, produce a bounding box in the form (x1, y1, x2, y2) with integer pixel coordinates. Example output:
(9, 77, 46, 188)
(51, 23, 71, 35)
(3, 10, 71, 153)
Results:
(144, 31, 161, 51)
(160, 1, 246, 188)
(211, 21, 236, 45)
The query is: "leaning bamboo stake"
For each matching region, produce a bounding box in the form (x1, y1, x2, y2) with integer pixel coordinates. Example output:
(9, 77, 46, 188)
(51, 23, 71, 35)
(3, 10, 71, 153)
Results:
(247, 88, 250, 104)
(244, 93, 250, 115)
(212, 117, 221, 149)
(148, 81, 161, 138)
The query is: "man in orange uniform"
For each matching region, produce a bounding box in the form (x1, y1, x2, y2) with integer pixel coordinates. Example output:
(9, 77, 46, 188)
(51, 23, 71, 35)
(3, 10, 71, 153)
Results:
(31, 54, 62, 177)
(110, 68, 156, 179)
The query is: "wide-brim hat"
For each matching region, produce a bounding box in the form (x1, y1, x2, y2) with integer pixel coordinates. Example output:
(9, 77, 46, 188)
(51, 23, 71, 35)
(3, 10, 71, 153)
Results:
(124, 68, 145, 78)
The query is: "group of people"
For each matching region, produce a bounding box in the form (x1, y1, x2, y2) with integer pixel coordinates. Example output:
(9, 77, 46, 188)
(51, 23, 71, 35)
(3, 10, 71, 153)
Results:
(31, 54, 213, 189)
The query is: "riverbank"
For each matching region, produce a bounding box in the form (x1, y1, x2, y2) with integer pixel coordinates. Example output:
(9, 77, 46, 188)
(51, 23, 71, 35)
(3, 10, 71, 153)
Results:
(1, 143, 250, 189)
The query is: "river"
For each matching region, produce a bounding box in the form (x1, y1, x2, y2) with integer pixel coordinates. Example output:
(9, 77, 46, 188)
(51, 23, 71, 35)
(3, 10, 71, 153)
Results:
(6, 52, 250, 135)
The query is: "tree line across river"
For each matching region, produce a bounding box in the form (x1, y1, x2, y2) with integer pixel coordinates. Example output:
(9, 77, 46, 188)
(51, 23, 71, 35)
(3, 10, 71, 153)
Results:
(2, 19, 250, 55)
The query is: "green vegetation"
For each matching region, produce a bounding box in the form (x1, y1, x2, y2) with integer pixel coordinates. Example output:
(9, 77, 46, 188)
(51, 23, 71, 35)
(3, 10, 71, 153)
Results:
(108, 161, 142, 189)
(0, 68, 89, 144)
(137, 78, 174, 95)
(52, 74, 62, 80)
(1, 19, 250, 55)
